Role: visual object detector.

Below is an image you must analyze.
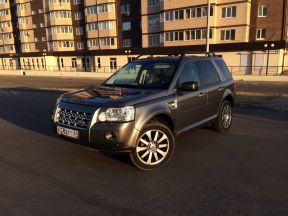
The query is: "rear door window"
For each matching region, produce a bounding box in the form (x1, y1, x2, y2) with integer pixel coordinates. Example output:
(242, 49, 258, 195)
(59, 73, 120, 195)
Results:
(177, 61, 201, 86)
(196, 60, 221, 86)
(215, 59, 232, 80)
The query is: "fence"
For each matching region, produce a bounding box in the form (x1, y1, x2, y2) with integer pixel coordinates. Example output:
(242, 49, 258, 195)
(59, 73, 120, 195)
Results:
(0, 64, 288, 76)
(0, 65, 122, 73)
(229, 66, 288, 76)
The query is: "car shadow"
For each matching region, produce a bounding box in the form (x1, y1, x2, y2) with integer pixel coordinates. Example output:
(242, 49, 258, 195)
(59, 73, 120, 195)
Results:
(0, 87, 135, 167)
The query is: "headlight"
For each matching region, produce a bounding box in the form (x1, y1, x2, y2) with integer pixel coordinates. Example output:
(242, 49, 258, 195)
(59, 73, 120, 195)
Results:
(98, 106, 135, 122)
(56, 94, 65, 105)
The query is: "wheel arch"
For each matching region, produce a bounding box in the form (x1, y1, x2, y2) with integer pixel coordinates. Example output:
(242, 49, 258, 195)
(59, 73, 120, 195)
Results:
(135, 109, 175, 134)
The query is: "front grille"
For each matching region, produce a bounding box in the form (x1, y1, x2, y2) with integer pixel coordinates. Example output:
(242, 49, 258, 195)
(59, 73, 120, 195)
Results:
(57, 108, 92, 129)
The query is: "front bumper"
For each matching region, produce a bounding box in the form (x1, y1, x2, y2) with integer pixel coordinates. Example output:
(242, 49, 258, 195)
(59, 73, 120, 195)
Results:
(52, 117, 139, 153)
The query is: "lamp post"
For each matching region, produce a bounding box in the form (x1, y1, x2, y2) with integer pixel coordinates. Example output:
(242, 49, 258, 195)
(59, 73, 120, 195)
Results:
(0, 27, 5, 69)
(206, 0, 211, 53)
(125, 50, 131, 62)
(264, 43, 275, 75)
(42, 50, 47, 71)
(95, 0, 100, 50)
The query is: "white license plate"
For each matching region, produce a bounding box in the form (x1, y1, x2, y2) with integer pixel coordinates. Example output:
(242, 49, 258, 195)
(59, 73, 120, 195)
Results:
(57, 126, 79, 140)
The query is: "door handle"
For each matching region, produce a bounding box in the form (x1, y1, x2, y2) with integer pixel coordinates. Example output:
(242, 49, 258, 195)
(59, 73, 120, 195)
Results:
(198, 92, 205, 97)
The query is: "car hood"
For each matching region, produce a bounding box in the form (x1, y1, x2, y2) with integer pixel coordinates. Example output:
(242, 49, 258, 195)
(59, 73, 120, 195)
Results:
(61, 86, 167, 107)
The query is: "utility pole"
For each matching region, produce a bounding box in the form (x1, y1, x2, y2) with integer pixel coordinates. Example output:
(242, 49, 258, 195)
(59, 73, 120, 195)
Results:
(206, 0, 211, 54)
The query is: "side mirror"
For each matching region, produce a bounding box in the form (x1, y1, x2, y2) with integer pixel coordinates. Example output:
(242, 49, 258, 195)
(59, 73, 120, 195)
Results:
(179, 81, 199, 91)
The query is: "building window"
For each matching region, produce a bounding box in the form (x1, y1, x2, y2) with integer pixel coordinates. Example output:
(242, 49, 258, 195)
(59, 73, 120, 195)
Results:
(221, 6, 237, 18)
(258, 5, 268, 17)
(97, 58, 101, 68)
(122, 22, 131, 31)
(77, 42, 84, 50)
(49, 11, 71, 19)
(123, 39, 132, 47)
(75, 27, 83, 35)
(87, 38, 115, 47)
(110, 58, 117, 70)
(74, 0, 81, 5)
(256, 28, 266, 40)
(220, 29, 236, 40)
(148, 14, 160, 27)
(186, 6, 213, 19)
(148, 34, 160, 47)
(86, 21, 114, 31)
(164, 31, 184, 41)
(185, 29, 213, 40)
(148, 0, 159, 7)
(164, 10, 184, 21)
(74, 12, 82, 20)
(121, 4, 130, 15)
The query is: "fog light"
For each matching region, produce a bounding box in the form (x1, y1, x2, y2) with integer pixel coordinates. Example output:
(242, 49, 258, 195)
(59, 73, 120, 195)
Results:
(106, 131, 117, 140)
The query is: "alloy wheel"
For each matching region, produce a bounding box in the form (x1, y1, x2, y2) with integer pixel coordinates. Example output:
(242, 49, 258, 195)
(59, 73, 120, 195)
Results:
(222, 104, 232, 129)
(136, 129, 169, 165)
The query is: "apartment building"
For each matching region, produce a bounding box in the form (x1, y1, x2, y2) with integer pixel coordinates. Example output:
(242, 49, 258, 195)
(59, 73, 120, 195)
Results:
(142, 0, 288, 74)
(0, 0, 287, 75)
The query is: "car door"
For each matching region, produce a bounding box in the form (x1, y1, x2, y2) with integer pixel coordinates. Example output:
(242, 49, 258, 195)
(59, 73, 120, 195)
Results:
(196, 60, 224, 118)
(176, 61, 207, 132)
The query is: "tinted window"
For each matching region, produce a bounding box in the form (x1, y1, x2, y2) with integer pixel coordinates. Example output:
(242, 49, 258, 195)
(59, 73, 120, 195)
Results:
(215, 60, 232, 80)
(196, 60, 221, 86)
(177, 61, 200, 86)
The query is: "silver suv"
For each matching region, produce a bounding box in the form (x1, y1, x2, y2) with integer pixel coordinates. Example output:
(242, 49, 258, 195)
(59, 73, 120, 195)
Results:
(52, 53, 236, 170)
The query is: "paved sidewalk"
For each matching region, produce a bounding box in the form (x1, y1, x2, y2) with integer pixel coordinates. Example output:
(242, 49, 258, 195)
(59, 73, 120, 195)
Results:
(264, 95, 288, 112)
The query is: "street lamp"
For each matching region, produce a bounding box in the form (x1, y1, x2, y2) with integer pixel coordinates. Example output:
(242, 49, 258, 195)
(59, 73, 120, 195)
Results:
(42, 50, 47, 70)
(125, 50, 131, 62)
(206, 0, 211, 53)
(264, 43, 275, 75)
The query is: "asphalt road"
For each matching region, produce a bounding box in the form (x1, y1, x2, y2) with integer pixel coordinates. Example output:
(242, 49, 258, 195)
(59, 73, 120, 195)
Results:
(0, 89, 288, 215)
(0, 75, 287, 94)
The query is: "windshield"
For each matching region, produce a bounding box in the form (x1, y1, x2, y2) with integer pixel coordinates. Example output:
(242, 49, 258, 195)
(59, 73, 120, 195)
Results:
(104, 61, 177, 89)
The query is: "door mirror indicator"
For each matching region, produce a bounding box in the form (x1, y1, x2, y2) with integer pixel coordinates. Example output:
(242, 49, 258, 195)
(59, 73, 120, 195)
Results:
(179, 82, 199, 91)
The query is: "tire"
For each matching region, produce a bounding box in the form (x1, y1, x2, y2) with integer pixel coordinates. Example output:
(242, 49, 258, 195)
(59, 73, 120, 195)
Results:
(130, 122, 175, 171)
(213, 100, 233, 132)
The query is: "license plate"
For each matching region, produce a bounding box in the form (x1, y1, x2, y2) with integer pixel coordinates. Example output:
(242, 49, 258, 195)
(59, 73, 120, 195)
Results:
(57, 126, 79, 140)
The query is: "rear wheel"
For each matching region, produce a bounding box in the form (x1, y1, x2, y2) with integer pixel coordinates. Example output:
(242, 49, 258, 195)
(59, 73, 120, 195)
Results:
(213, 101, 233, 132)
(130, 122, 175, 170)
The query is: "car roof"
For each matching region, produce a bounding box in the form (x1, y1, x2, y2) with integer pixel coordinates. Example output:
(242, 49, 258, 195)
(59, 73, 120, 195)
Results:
(133, 56, 223, 64)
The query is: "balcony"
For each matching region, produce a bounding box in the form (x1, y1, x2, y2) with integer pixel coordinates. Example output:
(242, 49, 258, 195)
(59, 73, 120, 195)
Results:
(86, 29, 117, 39)
(47, 33, 74, 41)
(0, 14, 11, 22)
(0, 26, 13, 34)
(0, 2, 10, 10)
(84, 0, 116, 7)
(17, 10, 31, 17)
(51, 46, 75, 52)
(47, 3, 71, 11)
(85, 12, 116, 23)
(15, 0, 30, 3)
(47, 18, 73, 26)
(20, 36, 34, 43)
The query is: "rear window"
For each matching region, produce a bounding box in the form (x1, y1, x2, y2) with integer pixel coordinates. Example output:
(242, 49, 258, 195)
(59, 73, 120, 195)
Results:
(196, 60, 221, 86)
(215, 60, 232, 80)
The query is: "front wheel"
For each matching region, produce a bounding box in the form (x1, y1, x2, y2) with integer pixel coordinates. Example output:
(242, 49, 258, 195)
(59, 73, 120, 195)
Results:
(213, 101, 233, 132)
(130, 122, 175, 170)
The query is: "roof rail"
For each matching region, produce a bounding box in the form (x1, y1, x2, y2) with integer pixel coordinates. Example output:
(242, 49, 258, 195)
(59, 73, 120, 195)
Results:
(180, 51, 216, 58)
